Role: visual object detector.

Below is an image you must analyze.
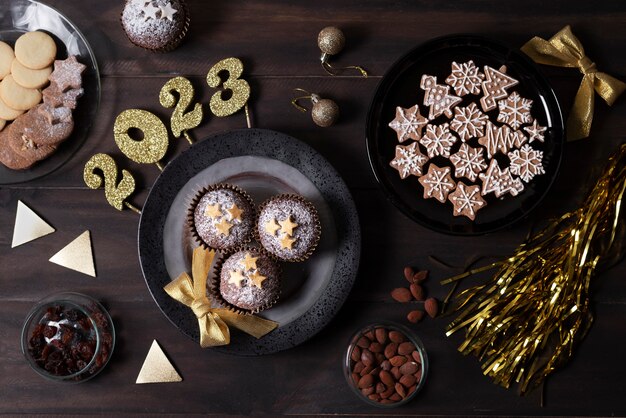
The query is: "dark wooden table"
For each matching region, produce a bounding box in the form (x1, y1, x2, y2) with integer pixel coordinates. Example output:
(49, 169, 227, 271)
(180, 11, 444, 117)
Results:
(1, 0, 625, 415)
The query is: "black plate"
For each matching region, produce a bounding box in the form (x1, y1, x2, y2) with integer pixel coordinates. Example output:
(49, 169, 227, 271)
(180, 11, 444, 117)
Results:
(0, 0, 100, 185)
(138, 129, 361, 355)
(366, 35, 564, 235)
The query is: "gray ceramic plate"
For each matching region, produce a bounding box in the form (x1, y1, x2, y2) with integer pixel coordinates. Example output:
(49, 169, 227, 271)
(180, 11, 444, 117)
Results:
(138, 129, 361, 355)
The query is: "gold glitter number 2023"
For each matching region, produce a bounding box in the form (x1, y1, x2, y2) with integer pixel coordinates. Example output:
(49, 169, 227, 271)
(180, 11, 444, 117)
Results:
(114, 108, 169, 170)
(206, 57, 251, 117)
(159, 76, 203, 143)
(84, 153, 136, 211)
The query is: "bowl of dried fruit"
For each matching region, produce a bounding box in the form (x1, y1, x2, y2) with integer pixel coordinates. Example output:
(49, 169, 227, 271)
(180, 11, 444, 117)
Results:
(21, 292, 115, 383)
(343, 321, 428, 407)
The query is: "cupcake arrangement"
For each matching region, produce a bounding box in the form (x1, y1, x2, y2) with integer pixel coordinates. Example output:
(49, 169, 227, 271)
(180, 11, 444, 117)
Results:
(188, 184, 321, 315)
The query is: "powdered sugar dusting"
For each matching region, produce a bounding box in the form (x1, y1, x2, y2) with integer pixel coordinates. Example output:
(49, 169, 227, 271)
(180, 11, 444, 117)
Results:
(121, 0, 185, 49)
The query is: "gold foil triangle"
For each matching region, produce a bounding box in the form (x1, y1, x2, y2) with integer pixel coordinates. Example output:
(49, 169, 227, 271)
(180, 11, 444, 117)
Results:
(49, 230, 96, 277)
(11, 200, 55, 248)
(136, 340, 182, 384)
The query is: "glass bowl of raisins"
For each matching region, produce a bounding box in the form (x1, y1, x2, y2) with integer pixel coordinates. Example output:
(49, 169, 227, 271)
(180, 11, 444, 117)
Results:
(20, 292, 115, 383)
(343, 321, 428, 407)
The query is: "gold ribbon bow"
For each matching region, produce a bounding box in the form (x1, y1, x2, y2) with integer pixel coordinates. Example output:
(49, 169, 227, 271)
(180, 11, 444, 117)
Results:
(521, 25, 626, 141)
(164, 247, 278, 348)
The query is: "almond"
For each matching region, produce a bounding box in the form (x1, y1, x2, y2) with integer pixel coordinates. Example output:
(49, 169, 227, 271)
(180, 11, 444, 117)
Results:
(391, 287, 412, 303)
(358, 374, 374, 389)
(380, 359, 391, 371)
(389, 393, 402, 402)
(351, 372, 359, 384)
(410, 283, 425, 301)
(381, 386, 395, 399)
(411, 351, 422, 363)
(361, 386, 375, 396)
(350, 346, 361, 362)
(391, 366, 401, 380)
(361, 349, 374, 367)
(379, 370, 394, 387)
(407, 309, 424, 323)
(368, 394, 380, 401)
(375, 328, 388, 344)
(398, 342, 416, 355)
(400, 374, 416, 388)
(384, 342, 397, 359)
(388, 330, 406, 343)
(369, 342, 383, 353)
(364, 330, 375, 341)
(357, 336, 370, 348)
(353, 361, 365, 374)
(403, 266, 415, 282)
(390, 355, 407, 367)
(413, 270, 428, 283)
(395, 382, 406, 398)
(425, 297, 439, 318)
(399, 361, 419, 375)
(376, 382, 386, 394)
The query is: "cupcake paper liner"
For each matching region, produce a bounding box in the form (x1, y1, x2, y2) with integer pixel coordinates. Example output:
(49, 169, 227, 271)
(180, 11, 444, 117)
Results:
(254, 194, 322, 263)
(209, 245, 282, 316)
(187, 183, 255, 252)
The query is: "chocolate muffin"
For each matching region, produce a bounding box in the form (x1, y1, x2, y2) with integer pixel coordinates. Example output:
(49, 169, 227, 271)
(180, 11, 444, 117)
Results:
(120, 0, 190, 52)
(256, 194, 321, 262)
(215, 248, 281, 313)
(189, 184, 255, 251)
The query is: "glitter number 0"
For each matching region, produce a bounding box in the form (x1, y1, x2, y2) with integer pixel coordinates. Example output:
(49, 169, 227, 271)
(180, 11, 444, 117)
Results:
(84, 153, 136, 211)
(206, 57, 250, 117)
(159, 76, 203, 142)
(114, 109, 169, 169)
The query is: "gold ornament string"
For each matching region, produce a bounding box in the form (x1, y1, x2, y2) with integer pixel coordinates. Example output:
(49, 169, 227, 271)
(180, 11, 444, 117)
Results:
(521, 25, 626, 141)
(320, 55, 368, 78)
(442, 142, 626, 394)
(164, 247, 279, 348)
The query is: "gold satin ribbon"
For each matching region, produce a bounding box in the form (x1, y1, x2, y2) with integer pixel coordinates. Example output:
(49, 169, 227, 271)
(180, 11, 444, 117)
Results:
(164, 247, 278, 348)
(521, 25, 626, 141)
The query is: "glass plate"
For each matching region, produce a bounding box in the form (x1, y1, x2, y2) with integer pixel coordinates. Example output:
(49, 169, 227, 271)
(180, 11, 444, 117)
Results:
(366, 35, 564, 235)
(0, 0, 100, 185)
(138, 129, 361, 355)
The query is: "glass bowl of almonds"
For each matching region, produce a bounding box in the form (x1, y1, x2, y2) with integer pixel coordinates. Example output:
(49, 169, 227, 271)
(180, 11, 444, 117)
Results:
(343, 321, 428, 407)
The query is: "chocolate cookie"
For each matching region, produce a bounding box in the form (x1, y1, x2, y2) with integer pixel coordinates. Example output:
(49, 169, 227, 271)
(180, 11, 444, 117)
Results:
(42, 82, 83, 110)
(13, 105, 73, 146)
(0, 128, 35, 170)
(7, 115, 57, 161)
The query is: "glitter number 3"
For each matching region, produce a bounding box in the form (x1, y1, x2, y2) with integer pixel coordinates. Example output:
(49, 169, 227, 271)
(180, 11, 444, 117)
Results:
(206, 57, 251, 117)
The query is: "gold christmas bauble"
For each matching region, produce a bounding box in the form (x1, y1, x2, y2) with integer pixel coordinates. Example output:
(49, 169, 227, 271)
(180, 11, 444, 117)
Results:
(311, 98, 339, 127)
(317, 26, 345, 56)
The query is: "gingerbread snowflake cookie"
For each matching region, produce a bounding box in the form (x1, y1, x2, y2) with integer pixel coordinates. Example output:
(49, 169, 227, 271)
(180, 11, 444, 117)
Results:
(419, 123, 457, 158)
(508, 144, 545, 183)
(388, 104, 428, 142)
(450, 103, 488, 141)
(497, 92, 533, 130)
(389, 141, 428, 179)
(448, 182, 486, 220)
(420, 75, 462, 119)
(450, 143, 487, 182)
(445, 60, 484, 96)
(418, 164, 456, 203)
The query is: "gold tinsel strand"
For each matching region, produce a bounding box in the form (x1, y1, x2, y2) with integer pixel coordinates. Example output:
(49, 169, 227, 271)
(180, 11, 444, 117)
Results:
(443, 143, 626, 394)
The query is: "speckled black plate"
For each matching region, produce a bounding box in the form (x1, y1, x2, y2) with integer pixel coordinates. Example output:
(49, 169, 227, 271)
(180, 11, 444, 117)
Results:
(138, 129, 361, 356)
(366, 35, 564, 235)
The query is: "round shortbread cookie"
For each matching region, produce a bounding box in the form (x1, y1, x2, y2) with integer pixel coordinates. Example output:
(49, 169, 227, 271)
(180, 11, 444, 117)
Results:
(0, 119, 5, 132)
(0, 41, 14, 80)
(0, 93, 25, 120)
(14, 31, 57, 70)
(0, 74, 42, 111)
(0, 128, 35, 170)
(11, 59, 52, 89)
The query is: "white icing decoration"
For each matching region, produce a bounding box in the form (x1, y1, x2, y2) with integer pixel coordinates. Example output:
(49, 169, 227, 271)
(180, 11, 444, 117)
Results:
(508, 144, 545, 183)
(450, 143, 487, 182)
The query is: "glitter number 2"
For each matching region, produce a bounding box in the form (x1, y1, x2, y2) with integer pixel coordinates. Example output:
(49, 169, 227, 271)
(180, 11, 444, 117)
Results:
(159, 76, 203, 142)
(84, 153, 136, 211)
(206, 57, 251, 117)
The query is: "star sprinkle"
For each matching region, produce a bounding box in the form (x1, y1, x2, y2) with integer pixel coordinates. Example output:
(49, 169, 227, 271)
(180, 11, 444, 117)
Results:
(388, 105, 429, 143)
(418, 164, 456, 203)
(215, 218, 233, 236)
(226, 204, 243, 221)
(241, 252, 258, 271)
(228, 270, 246, 287)
(279, 216, 298, 236)
(508, 144, 545, 183)
(479, 159, 525, 198)
(445, 60, 485, 96)
(496, 92, 533, 130)
(205, 203, 221, 219)
(142, 2, 161, 21)
(448, 182, 486, 221)
(280, 235, 296, 249)
(523, 120, 547, 143)
(248, 271, 267, 289)
(264, 218, 280, 236)
(420, 75, 462, 119)
(159, 2, 178, 21)
(389, 141, 428, 179)
(419, 123, 457, 158)
(49, 56, 86, 92)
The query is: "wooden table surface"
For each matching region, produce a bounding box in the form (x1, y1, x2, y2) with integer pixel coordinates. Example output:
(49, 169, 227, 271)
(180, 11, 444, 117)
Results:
(1, 0, 625, 415)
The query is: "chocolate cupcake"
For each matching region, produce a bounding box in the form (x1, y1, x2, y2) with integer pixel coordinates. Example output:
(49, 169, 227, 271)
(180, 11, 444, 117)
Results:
(256, 194, 321, 262)
(120, 0, 190, 52)
(213, 248, 281, 313)
(189, 184, 255, 251)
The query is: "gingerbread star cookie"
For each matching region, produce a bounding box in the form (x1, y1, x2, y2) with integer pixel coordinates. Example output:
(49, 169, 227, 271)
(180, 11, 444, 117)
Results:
(448, 182, 486, 221)
(418, 164, 456, 203)
(389, 141, 428, 179)
(388, 105, 428, 142)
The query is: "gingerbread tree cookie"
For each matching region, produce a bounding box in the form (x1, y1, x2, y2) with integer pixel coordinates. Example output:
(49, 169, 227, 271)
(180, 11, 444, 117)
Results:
(450, 143, 487, 182)
(419, 123, 457, 158)
(448, 182, 486, 220)
(388, 104, 429, 142)
(478, 121, 527, 159)
(479, 159, 524, 198)
(480, 65, 518, 112)
(445, 60, 484, 96)
(450, 103, 488, 141)
(389, 141, 428, 179)
(508, 144, 545, 183)
(420, 75, 462, 119)
(496, 92, 533, 130)
(418, 164, 456, 203)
